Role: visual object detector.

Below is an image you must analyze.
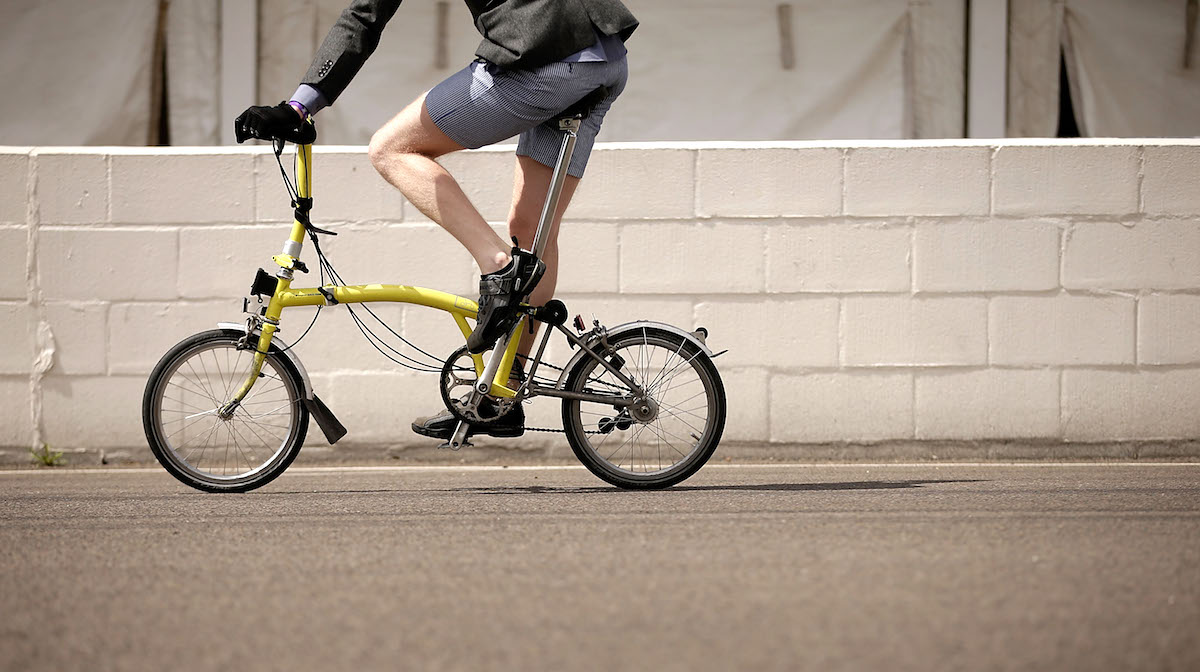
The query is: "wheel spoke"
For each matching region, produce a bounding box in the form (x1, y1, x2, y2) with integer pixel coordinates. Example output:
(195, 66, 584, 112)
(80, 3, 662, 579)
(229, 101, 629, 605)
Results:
(563, 331, 723, 484)
(149, 337, 304, 487)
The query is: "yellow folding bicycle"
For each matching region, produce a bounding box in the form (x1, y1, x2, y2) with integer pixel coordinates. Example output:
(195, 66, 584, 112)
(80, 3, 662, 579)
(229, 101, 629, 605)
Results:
(141, 99, 726, 493)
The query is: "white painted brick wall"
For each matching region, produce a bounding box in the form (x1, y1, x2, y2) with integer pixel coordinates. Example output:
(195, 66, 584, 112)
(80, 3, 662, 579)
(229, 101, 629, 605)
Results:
(110, 151, 254, 224)
(322, 371, 440, 443)
(990, 295, 1135, 366)
(179, 226, 292, 298)
(695, 298, 838, 368)
(720, 368, 770, 443)
(1137, 294, 1200, 365)
(1142, 146, 1200, 216)
(845, 146, 990, 217)
(0, 227, 27, 300)
(767, 223, 910, 293)
(573, 147, 696, 220)
(993, 144, 1141, 216)
(697, 147, 841, 218)
(39, 228, 179, 301)
(3, 141, 1200, 456)
(107, 302, 236, 375)
(435, 149, 517, 223)
(321, 223, 477, 296)
(43, 302, 108, 375)
(1063, 221, 1200, 290)
(0, 377, 32, 447)
(255, 149, 410, 224)
(1063, 369, 1200, 441)
(621, 222, 764, 293)
(554, 222, 620, 294)
(40, 375, 147, 449)
(0, 151, 28, 224)
(35, 150, 108, 225)
(0, 303, 33, 375)
(915, 369, 1060, 439)
(770, 372, 913, 442)
(843, 296, 988, 366)
(914, 220, 1060, 292)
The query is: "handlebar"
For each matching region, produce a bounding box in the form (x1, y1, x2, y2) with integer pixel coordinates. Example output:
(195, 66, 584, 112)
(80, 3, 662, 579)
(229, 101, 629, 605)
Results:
(234, 103, 318, 145)
(237, 120, 317, 146)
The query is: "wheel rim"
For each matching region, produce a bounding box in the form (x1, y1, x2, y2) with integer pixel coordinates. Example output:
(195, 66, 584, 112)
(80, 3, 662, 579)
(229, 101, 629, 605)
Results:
(568, 332, 719, 480)
(150, 339, 302, 483)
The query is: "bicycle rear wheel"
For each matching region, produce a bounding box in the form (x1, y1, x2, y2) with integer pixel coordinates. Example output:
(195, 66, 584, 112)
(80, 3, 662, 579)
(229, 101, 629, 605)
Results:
(561, 326, 726, 489)
(142, 329, 309, 493)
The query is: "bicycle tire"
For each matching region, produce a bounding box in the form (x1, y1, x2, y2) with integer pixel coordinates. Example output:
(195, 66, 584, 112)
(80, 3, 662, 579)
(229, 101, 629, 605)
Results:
(561, 326, 726, 489)
(142, 329, 309, 493)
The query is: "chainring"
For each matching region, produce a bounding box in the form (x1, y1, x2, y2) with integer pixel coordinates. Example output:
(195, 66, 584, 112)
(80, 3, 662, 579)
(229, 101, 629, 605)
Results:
(439, 346, 515, 427)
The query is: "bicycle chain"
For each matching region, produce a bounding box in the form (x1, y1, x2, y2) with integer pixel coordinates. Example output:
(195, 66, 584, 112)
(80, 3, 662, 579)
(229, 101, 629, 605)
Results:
(520, 425, 604, 436)
(506, 355, 612, 435)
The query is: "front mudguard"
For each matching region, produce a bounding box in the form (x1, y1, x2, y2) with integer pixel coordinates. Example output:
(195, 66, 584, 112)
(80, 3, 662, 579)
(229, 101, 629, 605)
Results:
(216, 322, 346, 444)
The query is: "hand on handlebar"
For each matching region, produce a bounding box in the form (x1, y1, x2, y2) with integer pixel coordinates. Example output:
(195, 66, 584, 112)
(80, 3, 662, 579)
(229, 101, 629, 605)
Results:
(234, 102, 317, 144)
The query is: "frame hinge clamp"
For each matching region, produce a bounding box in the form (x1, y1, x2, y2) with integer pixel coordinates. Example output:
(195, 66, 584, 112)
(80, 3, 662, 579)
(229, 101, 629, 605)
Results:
(317, 286, 339, 305)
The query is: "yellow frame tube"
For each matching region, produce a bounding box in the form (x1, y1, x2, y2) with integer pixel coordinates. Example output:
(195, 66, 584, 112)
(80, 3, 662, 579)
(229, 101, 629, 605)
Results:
(230, 142, 523, 406)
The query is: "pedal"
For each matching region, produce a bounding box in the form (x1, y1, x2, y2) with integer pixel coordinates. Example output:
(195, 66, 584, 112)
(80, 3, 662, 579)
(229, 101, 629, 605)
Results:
(439, 419, 473, 451)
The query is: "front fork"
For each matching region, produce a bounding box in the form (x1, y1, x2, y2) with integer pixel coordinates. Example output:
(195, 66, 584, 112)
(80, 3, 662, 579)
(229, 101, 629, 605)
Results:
(219, 274, 293, 418)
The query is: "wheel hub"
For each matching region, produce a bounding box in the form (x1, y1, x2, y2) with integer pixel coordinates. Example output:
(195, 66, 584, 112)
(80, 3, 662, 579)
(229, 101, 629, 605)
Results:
(628, 396, 659, 423)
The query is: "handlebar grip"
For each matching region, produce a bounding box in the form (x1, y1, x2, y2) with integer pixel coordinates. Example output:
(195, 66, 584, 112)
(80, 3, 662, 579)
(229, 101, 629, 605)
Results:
(288, 121, 318, 145)
(234, 104, 318, 145)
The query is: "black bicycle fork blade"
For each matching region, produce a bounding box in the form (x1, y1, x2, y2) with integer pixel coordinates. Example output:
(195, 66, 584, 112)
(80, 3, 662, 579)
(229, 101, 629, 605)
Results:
(304, 394, 347, 445)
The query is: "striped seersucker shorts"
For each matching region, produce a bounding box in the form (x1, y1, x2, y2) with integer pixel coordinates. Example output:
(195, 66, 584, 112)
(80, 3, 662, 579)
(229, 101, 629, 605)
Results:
(425, 55, 628, 178)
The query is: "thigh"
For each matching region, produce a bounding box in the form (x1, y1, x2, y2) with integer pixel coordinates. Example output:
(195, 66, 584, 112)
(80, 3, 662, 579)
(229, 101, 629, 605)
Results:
(516, 56, 629, 178)
(428, 59, 614, 150)
(370, 91, 466, 159)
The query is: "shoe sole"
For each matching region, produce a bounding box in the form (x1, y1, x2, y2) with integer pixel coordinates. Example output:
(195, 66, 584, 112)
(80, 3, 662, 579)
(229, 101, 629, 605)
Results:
(411, 423, 525, 440)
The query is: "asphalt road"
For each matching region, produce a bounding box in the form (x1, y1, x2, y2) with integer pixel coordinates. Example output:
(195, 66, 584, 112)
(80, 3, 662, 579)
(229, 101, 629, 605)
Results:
(2, 464, 1198, 672)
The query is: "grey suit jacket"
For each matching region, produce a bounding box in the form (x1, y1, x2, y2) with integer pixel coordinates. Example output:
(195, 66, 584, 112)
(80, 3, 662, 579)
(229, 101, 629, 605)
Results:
(301, 0, 638, 105)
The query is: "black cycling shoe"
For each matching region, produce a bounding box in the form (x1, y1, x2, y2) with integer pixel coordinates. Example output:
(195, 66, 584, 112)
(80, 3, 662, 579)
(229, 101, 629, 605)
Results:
(466, 248, 545, 354)
(411, 401, 525, 440)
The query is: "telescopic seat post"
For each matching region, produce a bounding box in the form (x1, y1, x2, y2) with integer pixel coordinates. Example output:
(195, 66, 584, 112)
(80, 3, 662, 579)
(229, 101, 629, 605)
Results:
(530, 118, 580, 259)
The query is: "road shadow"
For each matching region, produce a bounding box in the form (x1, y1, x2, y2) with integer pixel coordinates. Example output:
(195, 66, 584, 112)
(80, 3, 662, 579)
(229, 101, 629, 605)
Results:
(445, 479, 986, 495)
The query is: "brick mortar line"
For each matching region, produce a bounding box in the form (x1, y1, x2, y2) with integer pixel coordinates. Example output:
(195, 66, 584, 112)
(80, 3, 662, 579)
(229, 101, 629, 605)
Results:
(1136, 145, 1146, 215)
(24, 152, 44, 454)
(35, 213, 1200, 230)
(33, 212, 1200, 227)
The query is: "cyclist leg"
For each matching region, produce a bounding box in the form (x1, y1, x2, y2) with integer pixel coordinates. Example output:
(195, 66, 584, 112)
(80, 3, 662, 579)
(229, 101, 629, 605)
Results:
(507, 155, 580, 359)
(508, 71, 626, 360)
(368, 93, 512, 274)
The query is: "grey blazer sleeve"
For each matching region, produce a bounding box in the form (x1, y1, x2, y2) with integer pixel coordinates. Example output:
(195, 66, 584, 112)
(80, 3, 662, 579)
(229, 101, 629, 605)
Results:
(300, 0, 403, 106)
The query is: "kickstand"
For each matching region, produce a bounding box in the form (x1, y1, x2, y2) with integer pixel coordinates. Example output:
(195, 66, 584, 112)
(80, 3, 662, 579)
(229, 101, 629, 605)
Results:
(438, 419, 473, 451)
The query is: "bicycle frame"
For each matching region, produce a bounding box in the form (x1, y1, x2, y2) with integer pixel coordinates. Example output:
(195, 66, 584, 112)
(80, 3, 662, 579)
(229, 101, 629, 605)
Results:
(224, 143, 525, 415)
(222, 115, 646, 448)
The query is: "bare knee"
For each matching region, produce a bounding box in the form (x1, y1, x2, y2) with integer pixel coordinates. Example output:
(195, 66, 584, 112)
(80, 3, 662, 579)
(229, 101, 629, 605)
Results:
(368, 127, 416, 172)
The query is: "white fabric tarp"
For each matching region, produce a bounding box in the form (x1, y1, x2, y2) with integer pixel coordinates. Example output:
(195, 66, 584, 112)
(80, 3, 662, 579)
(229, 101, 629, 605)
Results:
(166, 0, 220, 146)
(0, 0, 961, 146)
(0, 0, 160, 146)
(259, 0, 938, 144)
(1009, 0, 1200, 137)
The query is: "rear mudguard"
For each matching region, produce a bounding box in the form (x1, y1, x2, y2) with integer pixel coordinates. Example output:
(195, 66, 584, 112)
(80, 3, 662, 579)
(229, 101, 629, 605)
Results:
(555, 321, 715, 390)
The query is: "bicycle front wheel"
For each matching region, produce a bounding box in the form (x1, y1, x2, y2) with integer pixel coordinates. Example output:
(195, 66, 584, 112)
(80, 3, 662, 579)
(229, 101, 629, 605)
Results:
(562, 326, 726, 489)
(142, 329, 309, 493)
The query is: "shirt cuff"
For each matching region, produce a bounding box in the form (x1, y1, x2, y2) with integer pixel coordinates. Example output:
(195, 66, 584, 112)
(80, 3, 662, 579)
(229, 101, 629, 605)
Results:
(290, 84, 329, 116)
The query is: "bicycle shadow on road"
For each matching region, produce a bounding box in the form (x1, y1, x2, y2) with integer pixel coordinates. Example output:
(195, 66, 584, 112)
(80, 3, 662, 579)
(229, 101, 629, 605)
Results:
(444, 479, 986, 495)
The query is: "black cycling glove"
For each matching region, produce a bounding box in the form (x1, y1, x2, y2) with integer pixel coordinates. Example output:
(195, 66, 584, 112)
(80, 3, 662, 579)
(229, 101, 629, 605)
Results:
(234, 102, 316, 144)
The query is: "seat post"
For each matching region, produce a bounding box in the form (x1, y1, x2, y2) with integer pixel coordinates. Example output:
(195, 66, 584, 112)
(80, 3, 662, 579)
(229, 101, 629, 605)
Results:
(529, 117, 581, 259)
